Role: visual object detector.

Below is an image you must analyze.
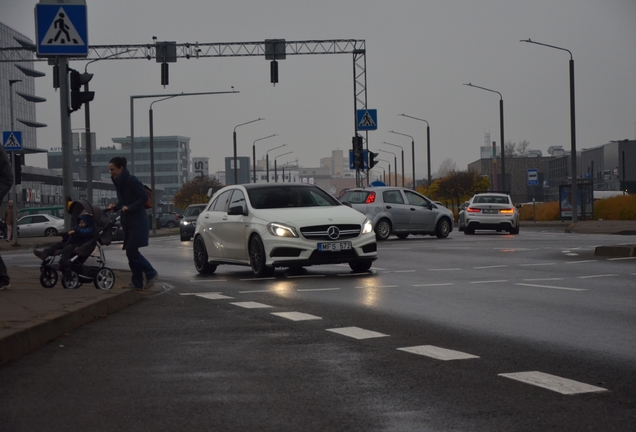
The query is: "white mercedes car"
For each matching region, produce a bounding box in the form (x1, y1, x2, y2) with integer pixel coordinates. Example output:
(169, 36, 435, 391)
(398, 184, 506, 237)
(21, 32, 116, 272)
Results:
(192, 184, 377, 277)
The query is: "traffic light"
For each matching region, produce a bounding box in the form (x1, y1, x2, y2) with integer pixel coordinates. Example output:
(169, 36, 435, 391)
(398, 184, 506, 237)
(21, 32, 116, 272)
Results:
(352, 135, 363, 169)
(270, 60, 278, 84)
(69, 70, 94, 112)
(368, 151, 379, 169)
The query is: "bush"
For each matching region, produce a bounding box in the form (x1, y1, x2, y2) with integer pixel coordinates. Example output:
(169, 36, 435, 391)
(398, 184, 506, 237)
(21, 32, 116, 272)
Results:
(593, 195, 636, 220)
(518, 201, 560, 221)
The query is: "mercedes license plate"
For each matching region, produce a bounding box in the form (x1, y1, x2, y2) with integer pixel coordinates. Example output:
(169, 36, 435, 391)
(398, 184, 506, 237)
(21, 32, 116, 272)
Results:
(318, 241, 352, 252)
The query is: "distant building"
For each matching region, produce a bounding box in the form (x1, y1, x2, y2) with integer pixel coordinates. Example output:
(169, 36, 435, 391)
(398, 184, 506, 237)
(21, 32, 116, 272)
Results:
(580, 139, 636, 194)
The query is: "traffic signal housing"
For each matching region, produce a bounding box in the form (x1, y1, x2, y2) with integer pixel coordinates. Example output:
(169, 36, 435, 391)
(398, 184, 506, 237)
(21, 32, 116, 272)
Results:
(368, 151, 379, 169)
(69, 70, 94, 112)
(352, 135, 363, 169)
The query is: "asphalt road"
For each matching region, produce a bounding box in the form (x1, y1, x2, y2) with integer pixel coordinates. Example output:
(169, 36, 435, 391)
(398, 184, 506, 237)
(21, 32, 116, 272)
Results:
(1, 228, 635, 431)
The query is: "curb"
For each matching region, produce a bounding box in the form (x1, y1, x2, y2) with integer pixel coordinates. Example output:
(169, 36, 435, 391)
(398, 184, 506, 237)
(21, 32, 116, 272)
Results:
(0, 288, 141, 365)
(595, 245, 636, 258)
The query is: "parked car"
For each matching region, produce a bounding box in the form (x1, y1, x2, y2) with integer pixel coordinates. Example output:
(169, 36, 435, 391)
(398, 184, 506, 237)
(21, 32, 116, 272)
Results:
(16, 214, 65, 238)
(180, 204, 207, 241)
(157, 212, 182, 228)
(192, 184, 377, 277)
(339, 187, 453, 241)
(458, 192, 519, 234)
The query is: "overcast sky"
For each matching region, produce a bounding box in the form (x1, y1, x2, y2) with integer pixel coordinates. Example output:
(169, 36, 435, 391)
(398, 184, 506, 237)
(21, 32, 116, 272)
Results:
(4, 0, 636, 180)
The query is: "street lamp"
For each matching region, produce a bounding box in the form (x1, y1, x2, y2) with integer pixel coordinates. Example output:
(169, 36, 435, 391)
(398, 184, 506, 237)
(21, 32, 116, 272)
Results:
(464, 82, 506, 191)
(8, 79, 21, 245)
(399, 114, 432, 187)
(274, 151, 293, 182)
(382, 141, 405, 187)
(388, 131, 415, 189)
(266, 144, 286, 182)
(282, 160, 298, 183)
(252, 134, 277, 183)
(234, 118, 263, 184)
(521, 38, 578, 223)
(378, 147, 398, 186)
(378, 158, 391, 185)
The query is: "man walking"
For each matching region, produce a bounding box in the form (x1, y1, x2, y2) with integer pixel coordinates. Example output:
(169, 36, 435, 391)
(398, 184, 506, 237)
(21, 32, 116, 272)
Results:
(0, 144, 14, 290)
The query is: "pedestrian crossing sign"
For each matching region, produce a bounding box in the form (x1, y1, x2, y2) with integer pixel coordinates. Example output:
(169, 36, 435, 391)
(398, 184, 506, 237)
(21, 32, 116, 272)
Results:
(35, 3, 88, 56)
(356, 109, 377, 131)
(2, 131, 23, 151)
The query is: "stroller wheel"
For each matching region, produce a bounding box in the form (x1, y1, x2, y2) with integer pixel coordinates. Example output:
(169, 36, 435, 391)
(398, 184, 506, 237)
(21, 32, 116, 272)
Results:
(94, 267, 115, 290)
(61, 270, 81, 290)
(40, 268, 58, 288)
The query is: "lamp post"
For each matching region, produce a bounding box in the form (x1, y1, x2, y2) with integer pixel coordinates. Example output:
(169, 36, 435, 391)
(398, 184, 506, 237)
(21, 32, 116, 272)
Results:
(388, 131, 415, 189)
(8, 79, 21, 245)
(282, 160, 298, 183)
(252, 134, 277, 183)
(382, 141, 405, 187)
(378, 147, 398, 186)
(521, 38, 577, 224)
(378, 159, 391, 185)
(266, 144, 286, 183)
(233, 118, 263, 185)
(399, 114, 431, 187)
(274, 151, 293, 182)
(464, 83, 505, 191)
(130, 90, 238, 175)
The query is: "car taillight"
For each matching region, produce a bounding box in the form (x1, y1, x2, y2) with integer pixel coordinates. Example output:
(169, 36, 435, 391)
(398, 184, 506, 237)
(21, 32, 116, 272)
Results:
(500, 209, 514, 214)
(466, 207, 481, 213)
(365, 192, 376, 204)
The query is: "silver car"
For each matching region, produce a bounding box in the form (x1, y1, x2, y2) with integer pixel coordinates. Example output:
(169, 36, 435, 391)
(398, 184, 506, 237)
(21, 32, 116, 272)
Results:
(17, 214, 65, 238)
(458, 192, 520, 234)
(340, 187, 453, 240)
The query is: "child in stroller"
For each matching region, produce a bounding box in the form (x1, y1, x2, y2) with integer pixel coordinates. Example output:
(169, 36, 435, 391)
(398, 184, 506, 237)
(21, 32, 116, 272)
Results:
(36, 199, 116, 290)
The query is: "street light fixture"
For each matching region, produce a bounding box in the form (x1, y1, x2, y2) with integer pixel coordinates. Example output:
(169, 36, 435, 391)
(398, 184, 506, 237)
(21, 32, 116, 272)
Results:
(274, 151, 293, 182)
(388, 131, 415, 189)
(266, 144, 286, 182)
(399, 114, 432, 187)
(383, 140, 405, 187)
(464, 82, 506, 191)
(282, 160, 298, 183)
(252, 134, 277, 183)
(378, 146, 398, 186)
(234, 118, 263, 184)
(521, 38, 577, 223)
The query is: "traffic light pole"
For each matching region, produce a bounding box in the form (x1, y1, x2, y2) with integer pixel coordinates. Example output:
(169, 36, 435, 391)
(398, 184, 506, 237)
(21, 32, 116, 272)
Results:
(59, 57, 74, 230)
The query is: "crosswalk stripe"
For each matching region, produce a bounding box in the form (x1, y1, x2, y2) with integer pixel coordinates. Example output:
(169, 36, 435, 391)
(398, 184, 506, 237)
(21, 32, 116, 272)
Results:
(397, 345, 479, 361)
(499, 371, 608, 395)
(271, 312, 322, 321)
(326, 326, 389, 340)
(230, 301, 272, 309)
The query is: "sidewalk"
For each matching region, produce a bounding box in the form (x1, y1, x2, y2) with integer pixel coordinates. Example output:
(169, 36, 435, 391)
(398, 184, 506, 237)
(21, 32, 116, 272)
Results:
(1, 223, 634, 366)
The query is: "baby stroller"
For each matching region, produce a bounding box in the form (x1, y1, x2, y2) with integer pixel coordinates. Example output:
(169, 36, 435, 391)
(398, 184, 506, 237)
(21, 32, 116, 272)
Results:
(39, 199, 116, 290)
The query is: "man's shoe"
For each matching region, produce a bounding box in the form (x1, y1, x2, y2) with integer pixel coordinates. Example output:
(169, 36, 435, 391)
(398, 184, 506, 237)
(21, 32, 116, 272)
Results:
(33, 249, 48, 260)
(143, 273, 158, 290)
(0, 284, 9, 290)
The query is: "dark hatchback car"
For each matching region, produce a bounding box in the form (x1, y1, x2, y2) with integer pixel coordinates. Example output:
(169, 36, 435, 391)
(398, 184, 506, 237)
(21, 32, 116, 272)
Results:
(157, 212, 182, 228)
(179, 204, 207, 241)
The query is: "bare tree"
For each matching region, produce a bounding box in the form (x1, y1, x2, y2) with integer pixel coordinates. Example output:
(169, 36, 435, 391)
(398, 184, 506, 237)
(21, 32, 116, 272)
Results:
(435, 158, 457, 178)
(505, 140, 531, 157)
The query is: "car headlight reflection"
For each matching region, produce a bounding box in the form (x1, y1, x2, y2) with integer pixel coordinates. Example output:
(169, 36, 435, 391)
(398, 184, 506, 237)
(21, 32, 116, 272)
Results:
(267, 222, 298, 238)
(362, 219, 373, 235)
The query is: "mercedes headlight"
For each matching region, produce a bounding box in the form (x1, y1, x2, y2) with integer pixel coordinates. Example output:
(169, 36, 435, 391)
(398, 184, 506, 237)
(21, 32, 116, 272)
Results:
(362, 218, 373, 235)
(267, 222, 298, 238)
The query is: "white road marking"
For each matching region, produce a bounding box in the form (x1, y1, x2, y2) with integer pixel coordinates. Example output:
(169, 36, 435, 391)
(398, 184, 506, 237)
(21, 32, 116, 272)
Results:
(355, 285, 399, 289)
(180, 292, 234, 300)
(519, 263, 555, 267)
(515, 283, 587, 292)
(188, 279, 227, 283)
(470, 280, 508, 284)
(382, 270, 416, 273)
(412, 283, 454, 287)
(337, 272, 372, 277)
(499, 371, 608, 395)
(297, 287, 340, 292)
(564, 253, 579, 256)
(238, 289, 277, 293)
(577, 274, 619, 279)
(271, 312, 322, 321)
(566, 260, 598, 264)
(240, 277, 276, 281)
(230, 301, 273, 309)
(473, 265, 508, 269)
(397, 345, 479, 361)
(286, 274, 326, 279)
(607, 257, 636, 261)
(428, 268, 462, 271)
(522, 278, 564, 281)
(326, 326, 389, 340)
